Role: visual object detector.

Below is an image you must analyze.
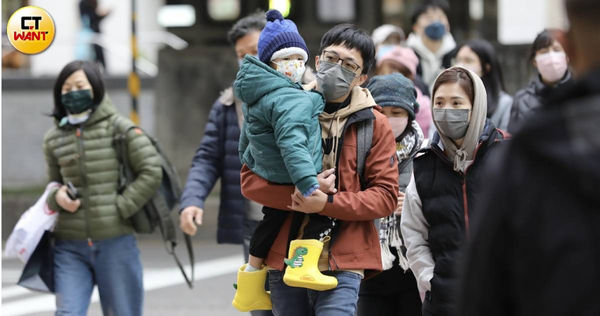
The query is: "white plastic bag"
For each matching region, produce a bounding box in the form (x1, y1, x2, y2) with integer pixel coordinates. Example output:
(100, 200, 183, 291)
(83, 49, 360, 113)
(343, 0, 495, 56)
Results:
(4, 182, 61, 263)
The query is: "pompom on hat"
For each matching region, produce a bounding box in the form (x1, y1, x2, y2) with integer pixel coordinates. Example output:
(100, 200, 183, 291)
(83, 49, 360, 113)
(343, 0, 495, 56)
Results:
(258, 10, 309, 63)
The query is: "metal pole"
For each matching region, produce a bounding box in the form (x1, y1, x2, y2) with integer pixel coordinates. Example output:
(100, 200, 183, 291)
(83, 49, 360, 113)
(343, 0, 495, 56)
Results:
(129, 0, 140, 125)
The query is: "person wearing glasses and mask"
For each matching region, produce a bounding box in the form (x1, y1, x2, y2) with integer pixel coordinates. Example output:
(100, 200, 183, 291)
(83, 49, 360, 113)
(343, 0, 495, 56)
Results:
(240, 24, 399, 316)
(232, 10, 338, 312)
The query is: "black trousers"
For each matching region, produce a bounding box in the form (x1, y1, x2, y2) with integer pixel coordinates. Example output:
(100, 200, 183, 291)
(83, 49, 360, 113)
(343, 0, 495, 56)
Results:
(92, 44, 105, 70)
(249, 206, 336, 258)
(357, 249, 422, 316)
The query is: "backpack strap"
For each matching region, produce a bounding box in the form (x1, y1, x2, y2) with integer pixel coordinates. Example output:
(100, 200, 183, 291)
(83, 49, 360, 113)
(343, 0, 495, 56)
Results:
(112, 116, 136, 193)
(111, 115, 195, 289)
(356, 117, 374, 191)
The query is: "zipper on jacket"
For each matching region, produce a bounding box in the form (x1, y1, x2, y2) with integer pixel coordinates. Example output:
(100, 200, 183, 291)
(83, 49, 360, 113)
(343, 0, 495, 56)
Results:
(76, 127, 93, 245)
(329, 251, 340, 271)
(461, 178, 470, 235)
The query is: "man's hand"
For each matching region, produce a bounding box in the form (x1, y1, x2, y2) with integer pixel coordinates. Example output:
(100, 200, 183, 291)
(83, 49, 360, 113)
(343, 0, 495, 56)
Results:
(56, 185, 80, 213)
(394, 191, 405, 216)
(288, 188, 327, 213)
(180, 206, 204, 236)
(317, 168, 337, 194)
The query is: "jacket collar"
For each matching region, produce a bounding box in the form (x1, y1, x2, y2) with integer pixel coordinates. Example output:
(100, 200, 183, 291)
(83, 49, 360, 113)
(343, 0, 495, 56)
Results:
(533, 70, 572, 95)
(545, 67, 600, 107)
(429, 119, 499, 166)
(58, 96, 117, 129)
(218, 87, 235, 106)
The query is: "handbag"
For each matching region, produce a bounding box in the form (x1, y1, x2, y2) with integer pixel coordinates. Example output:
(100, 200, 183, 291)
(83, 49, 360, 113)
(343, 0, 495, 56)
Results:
(4, 182, 61, 263)
(17, 230, 55, 293)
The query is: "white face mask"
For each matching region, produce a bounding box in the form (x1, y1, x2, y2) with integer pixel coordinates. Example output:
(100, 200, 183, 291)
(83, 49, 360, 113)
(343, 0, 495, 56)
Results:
(67, 109, 92, 125)
(273, 59, 306, 83)
(387, 116, 409, 139)
(535, 51, 568, 83)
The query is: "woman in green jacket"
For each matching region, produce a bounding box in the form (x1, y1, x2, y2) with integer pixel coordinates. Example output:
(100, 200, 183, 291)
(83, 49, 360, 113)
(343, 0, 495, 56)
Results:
(43, 60, 162, 316)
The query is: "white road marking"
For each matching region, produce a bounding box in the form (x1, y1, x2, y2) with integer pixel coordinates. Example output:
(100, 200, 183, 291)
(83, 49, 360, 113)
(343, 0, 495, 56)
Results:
(1, 285, 30, 300)
(2, 254, 242, 316)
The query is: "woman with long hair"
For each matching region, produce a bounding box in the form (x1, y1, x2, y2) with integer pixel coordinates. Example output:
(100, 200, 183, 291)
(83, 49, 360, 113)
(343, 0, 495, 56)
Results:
(453, 39, 513, 130)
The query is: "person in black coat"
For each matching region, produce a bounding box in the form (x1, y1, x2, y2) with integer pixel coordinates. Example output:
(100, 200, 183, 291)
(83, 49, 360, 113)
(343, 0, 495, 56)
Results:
(458, 1, 600, 315)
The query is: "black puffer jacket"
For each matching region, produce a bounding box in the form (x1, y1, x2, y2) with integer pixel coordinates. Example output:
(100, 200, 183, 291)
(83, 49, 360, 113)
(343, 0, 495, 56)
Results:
(507, 71, 572, 133)
(458, 68, 600, 316)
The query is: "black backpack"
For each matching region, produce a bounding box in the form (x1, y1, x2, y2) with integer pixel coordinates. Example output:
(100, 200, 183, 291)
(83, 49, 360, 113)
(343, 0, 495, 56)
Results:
(112, 117, 195, 288)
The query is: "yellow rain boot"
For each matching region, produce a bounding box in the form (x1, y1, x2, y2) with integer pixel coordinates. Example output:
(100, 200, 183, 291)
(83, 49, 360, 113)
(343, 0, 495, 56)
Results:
(283, 239, 338, 291)
(231, 264, 272, 312)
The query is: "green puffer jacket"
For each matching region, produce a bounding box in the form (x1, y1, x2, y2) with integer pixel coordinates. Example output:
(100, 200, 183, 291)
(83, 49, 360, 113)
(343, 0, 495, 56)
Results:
(43, 97, 162, 241)
(235, 55, 324, 194)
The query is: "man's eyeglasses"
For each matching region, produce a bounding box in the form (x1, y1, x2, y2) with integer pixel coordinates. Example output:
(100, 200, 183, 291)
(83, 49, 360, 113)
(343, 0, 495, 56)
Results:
(321, 50, 361, 73)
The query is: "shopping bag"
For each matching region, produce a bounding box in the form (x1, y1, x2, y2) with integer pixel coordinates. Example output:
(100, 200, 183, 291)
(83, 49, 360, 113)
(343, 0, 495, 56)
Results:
(4, 182, 61, 263)
(17, 230, 55, 293)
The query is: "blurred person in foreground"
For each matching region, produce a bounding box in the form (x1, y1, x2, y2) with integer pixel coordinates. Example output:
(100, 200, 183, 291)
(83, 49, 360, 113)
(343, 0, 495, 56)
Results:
(458, 0, 600, 315)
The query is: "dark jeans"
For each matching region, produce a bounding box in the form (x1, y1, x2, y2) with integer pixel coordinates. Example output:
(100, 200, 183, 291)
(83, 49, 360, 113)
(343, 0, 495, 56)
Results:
(268, 269, 362, 316)
(243, 218, 274, 316)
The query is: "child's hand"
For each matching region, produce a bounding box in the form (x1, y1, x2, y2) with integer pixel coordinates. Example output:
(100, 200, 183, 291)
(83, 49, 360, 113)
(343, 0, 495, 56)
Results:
(288, 188, 327, 213)
(317, 168, 337, 194)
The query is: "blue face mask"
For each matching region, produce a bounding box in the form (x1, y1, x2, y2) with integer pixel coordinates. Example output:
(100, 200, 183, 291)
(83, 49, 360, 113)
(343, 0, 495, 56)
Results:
(424, 22, 446, 41)
(376, 44, 396, 60)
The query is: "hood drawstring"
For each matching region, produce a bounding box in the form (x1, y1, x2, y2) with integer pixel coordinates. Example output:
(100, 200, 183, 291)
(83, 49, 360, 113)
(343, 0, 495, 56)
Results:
(453, 148, 468, 172)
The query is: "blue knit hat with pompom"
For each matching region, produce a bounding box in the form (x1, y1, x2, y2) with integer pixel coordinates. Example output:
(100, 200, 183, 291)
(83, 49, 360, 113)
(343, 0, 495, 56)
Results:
(258, 10, 309, 63)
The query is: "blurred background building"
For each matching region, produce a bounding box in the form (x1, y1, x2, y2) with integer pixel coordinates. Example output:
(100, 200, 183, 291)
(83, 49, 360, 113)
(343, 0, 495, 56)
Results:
(2, 0, 567, 238)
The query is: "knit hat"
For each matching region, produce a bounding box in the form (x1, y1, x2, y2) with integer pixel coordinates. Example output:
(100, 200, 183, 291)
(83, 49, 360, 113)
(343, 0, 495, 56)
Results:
(372, 24, 405, 47)
(258, 10, 309, 63)
(367, 73, 420, 120)
(376, 46, 420, 77)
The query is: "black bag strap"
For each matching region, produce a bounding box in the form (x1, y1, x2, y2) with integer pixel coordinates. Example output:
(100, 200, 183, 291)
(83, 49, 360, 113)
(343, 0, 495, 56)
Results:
(356, 117, 374, 191)
(112, 116, 195, 288)
(165, 235, 195, 288)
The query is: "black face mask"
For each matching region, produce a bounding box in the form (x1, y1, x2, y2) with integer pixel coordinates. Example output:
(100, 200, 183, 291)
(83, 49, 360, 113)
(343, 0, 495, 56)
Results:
(61, 89, 94, 114)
